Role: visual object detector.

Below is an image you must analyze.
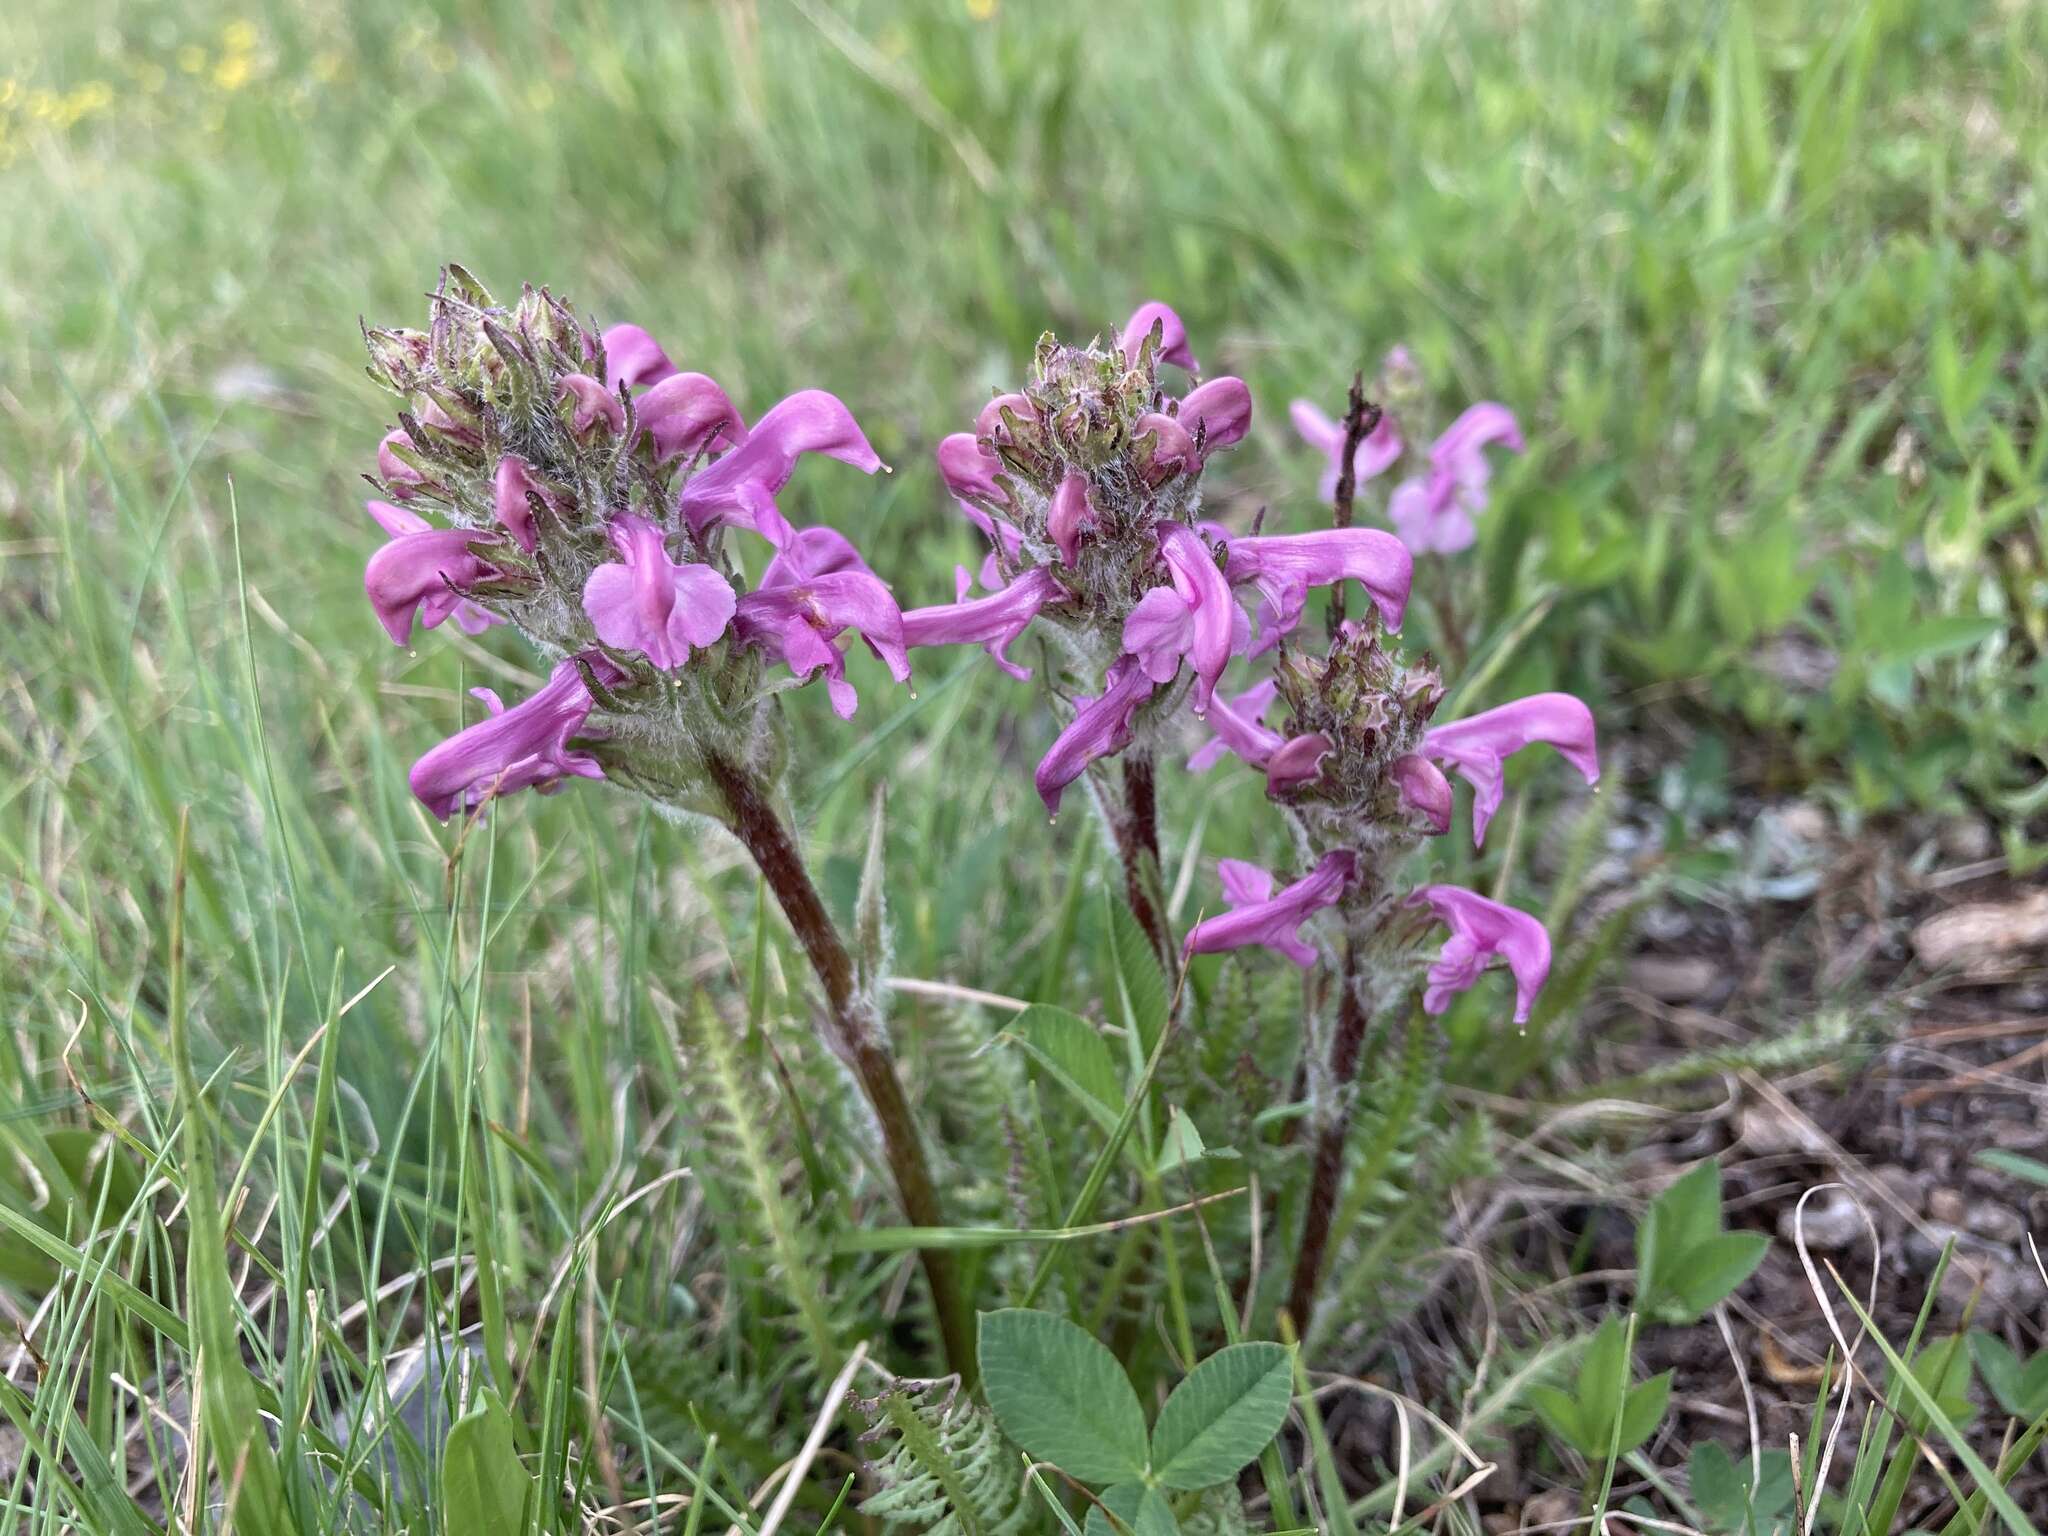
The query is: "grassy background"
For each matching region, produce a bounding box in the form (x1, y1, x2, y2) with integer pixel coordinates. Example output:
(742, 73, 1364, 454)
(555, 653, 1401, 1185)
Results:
(2, 0, 2045, 1528)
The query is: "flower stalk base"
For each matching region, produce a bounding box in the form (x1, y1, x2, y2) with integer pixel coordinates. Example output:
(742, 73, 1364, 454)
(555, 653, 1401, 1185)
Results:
(701, 751, 975, 1383)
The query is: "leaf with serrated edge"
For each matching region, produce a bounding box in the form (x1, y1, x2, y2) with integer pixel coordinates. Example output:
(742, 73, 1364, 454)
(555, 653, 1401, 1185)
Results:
(979, 1310, 1147, 1483)
(1149, 1343, 1293, 1491)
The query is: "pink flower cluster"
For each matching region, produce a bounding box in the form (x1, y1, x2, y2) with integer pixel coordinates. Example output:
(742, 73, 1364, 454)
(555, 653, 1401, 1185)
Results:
(898, 303, 1412, 815)
(362, 285, 911, 820)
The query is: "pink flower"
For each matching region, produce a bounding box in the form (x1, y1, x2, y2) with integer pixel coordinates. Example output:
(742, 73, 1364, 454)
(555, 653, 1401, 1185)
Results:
(559, 373, 626, 437)
(376, 428, 429, 499)
(1033, 655, 1158, 815)
(492, 456, 546, 552)
(901, 567, 1058, 680)
(1178, 377, 1253, 459)
(678, 390, 883, 548)
(636, 372, 748, 463)
(1406, 885, 1551, 1023)
(1183, 850, 1356, 968)
(1263, 732, 1332, 794)
(409, 657, 615, 819)
(364, 505, 505, 645)
(1422, 692, 1598, 846)
(580, 514, 737, 669)
(1223, 528, 1413, 651)
(975, 392, 1037, 441)
(1121, 523, 1245, 711)
(1135, 412, 1198, 483)
(732, 555, 909, 720)
(1290, 398, 1402, 503)
(938, 432, 1006, 505)
(763, 524, 882, 583)
(1047, 472, 1095, 565)
(1387, 403, 1524, 555)
(1119, 301, 1197, 372)
(1187, 679, 1282, 773)
(1389, 753, 1453, 835)
(602, 323, 678, 391)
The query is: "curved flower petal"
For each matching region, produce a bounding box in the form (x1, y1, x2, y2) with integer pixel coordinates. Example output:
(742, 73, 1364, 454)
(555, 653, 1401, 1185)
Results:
(1135, 412, 1197, 482)
(377, 427, 428, 498)
(1224, 528, 1413, 649)
(366, 498, 427, 538)
(1388, 476, 1470, 555)
(493, 455, 545, 552)
(1217, 859, 1277, 907)
(1388, 403, 1523, 555)
(900, 567, 1056, 680)
(581, 514, 736, 669)
(365, 525, 504, 645)
(1264, 732, 1331, 795)
(1122, 588, 1195, 685)
(602, 323, 678, 391)
(762, 525, 880, 584)
(559, 373, 626, 437)
(1188, 678, 1282, 773)
(975, 392, 1038, 442)
(1184, 849, 1355, 968)
(938, 431, 1006, 505)
(1389, 753, 1453, 835)
(1435, 402, 1524, 485)
(637, 372, 748, 462)
(1158, 523, 1236, 711)
(1178, 376, 1253, 458)
(1405, 884, 1551, 1023)
(1422, 692, 1598, 846)
(679, 390, 882, 546)
(1047, 471, 1095, 565)
(409, 656, 613, 819)
(1033, 656, 1157, 816)
(1288, 399, 1343, 457)
(1119, 301, 1197, 372)
(732, 570, 909, 719)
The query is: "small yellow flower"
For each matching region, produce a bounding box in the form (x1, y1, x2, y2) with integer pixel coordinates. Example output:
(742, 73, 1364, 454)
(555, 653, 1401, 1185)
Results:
(966, 0, 998, 17)
(0, 78, 17, 108)
(221, 19, 258, 54)
(177, 44, 207, 74)
(213, 52, 253, 91)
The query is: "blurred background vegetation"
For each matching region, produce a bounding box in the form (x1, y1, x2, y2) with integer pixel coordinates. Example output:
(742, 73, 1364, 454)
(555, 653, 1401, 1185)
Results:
(1, 0, 2045, 1527)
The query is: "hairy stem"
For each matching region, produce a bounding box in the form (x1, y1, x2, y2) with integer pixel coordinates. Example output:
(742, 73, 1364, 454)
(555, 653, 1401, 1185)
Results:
(1110, 751, 1175, 972)
(1285, 942, 1372, 1331)
(702, 751, 975, 1383)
